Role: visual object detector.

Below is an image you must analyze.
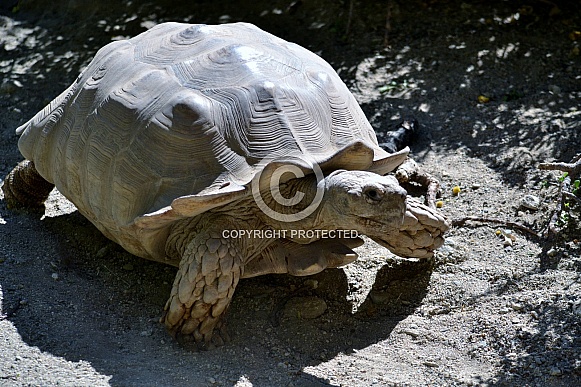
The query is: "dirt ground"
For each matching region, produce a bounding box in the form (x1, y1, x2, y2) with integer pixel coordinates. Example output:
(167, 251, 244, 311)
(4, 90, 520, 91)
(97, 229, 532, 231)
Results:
(1, 1, 580, 386)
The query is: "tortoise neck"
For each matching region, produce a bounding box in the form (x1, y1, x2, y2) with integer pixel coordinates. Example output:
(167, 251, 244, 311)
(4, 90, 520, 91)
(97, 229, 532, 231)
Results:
(256, 174, 330, 237)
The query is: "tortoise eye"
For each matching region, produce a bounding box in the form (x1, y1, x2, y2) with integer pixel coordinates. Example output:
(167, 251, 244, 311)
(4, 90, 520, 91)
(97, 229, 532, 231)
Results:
(364, 188, 383, 202)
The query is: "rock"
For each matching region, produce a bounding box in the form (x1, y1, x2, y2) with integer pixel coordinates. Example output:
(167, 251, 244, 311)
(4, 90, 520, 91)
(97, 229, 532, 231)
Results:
(549, 367, 562, 376)
(284, 296, 327, 319)
(303, 279, 318, 289)
(520, 194, 540, 210)
(401, 329, 421, 338)
(427, 306, 451, 315)
(369, 290, 391, 304)
(0, 81, 20, 94)
(96, 246, 110, 258)
(548, 85, 561, 95)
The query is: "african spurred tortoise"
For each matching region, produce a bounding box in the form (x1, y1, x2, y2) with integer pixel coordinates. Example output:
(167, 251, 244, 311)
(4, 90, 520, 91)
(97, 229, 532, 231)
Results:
(3, 22, 449, 348)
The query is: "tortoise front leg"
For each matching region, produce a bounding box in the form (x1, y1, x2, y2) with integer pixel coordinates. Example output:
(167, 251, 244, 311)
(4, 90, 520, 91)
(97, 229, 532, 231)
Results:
(162, 230, 242, 349)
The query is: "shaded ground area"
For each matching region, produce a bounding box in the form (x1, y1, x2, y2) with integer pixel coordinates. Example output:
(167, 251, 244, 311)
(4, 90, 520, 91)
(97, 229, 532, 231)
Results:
(1, 1, 580, 386)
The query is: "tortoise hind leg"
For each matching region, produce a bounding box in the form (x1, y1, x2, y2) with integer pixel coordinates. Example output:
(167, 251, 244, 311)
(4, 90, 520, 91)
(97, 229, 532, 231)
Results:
(2, 160, 54, 209)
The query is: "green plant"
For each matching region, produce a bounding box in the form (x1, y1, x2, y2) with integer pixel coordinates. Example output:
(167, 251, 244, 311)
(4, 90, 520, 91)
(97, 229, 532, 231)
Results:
(558, 172, 569, 183)
(378, 79, 409, 93)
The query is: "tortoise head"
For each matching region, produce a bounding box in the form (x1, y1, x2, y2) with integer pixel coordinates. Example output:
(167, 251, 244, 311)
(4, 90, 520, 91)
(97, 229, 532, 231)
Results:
(318, 170, 407, 237)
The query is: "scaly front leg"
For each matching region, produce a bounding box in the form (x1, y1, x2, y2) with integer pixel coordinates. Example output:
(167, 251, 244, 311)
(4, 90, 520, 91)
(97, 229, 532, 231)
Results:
(372, 197, 450, 259)
(162, 227, 243, 349)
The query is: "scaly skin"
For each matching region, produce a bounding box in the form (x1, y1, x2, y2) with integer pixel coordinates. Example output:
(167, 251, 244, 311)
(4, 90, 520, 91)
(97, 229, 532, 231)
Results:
(371, 197, 449, 258)
(162, 229, 241, 348)
(161, 215, 273, 349)
(2, 160, 54, 209)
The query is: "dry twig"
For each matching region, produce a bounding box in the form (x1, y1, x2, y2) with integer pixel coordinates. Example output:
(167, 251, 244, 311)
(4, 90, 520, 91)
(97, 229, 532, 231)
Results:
(451, 216, 540, 238)
(345, 0, 355, 37)
(538, 153, 581, 177)
(383, 0, 392, 47)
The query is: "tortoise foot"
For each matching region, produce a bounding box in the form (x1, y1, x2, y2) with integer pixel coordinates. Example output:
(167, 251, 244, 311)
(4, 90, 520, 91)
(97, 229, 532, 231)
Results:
(173, 319, 231, 350)
(3, 160, 54, 209)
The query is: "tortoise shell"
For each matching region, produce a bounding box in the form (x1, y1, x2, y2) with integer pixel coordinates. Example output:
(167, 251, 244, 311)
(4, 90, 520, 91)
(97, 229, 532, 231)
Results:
(15, 22, 407, 261)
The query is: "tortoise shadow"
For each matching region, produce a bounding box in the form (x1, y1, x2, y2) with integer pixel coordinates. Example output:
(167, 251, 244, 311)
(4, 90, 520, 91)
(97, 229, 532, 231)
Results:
(0, 194, 431, 386)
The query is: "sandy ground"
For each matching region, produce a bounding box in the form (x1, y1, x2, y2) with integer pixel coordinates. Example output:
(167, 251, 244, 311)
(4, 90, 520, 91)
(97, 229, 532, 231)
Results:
(1, 1, 580, 386)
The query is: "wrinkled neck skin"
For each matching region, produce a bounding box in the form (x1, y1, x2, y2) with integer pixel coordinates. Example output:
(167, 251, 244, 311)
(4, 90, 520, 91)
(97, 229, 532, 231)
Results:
(254, 174, 353, 243)
(254, 174, 324, 235)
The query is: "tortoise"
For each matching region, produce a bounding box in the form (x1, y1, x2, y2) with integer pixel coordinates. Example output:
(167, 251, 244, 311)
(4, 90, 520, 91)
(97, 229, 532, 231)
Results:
(2, 22, 449, 348)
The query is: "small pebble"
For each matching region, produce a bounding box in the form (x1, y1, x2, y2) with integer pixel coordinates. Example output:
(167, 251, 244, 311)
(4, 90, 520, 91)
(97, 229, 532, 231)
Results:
(548, 85, 561, 95)
(521, 194, 540, 210)
(0, 81, 17, 94)
(51, 273, 59, 280)
(96, 246, 109, 258)
(401, 329, 420, 338)
(549, 367, 562, 376)
(122, 263, 134, 271)
(369, 291, 390, 305)
(303, 279, 318, 289)
(423, 361, 439, 367)
(427, 306, 451, 315)
(284, 296, 327, 319)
